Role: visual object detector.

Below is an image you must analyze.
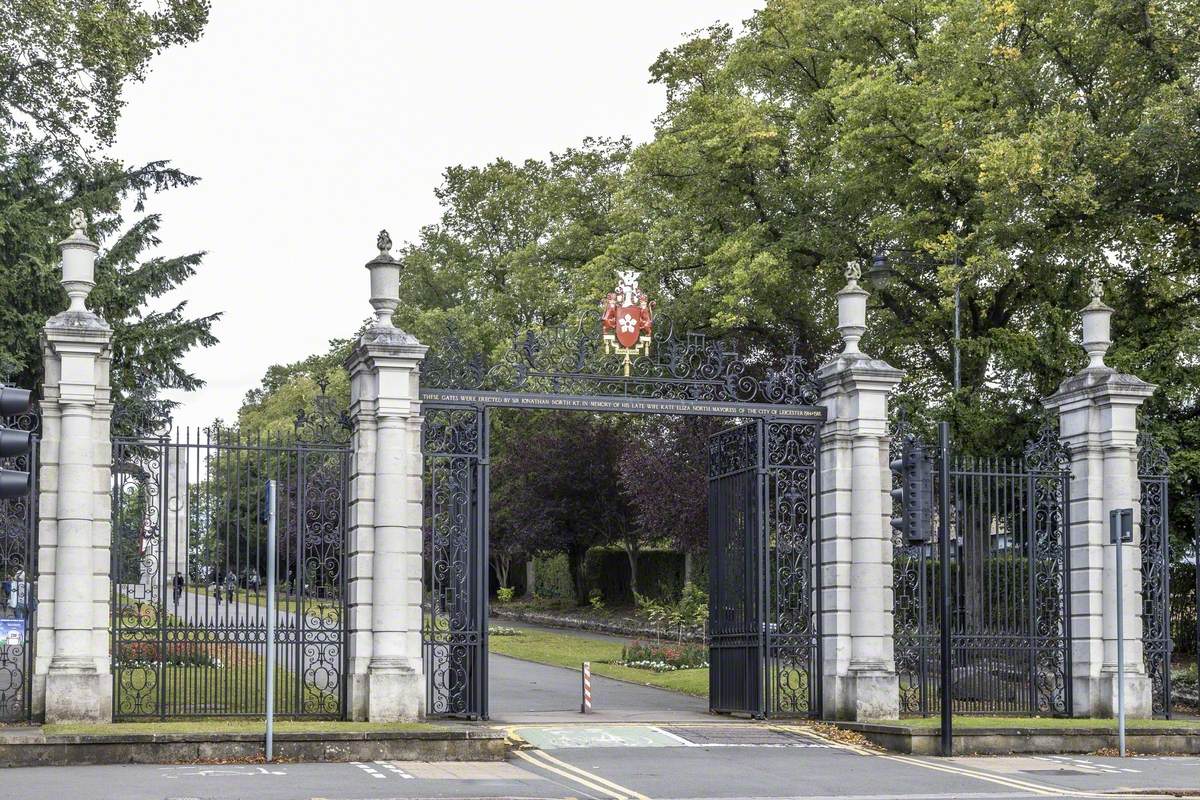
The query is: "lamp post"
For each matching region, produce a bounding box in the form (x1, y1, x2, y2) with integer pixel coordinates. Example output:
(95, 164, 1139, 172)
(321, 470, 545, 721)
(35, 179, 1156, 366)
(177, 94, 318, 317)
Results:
(869, 249, 962, 392)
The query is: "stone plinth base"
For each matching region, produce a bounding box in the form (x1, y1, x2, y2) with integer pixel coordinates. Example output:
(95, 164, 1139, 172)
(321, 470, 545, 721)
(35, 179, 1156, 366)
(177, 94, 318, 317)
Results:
(45, 669, 111, 724)
(1075, 670, 1153, 719)
(347, 673, 370, 722)
(368, 663, 423, 722)
(823, 670, 898, 721)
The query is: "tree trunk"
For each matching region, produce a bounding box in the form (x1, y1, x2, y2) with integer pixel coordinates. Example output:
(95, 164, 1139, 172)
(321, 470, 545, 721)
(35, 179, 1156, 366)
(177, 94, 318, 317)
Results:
(625, 542, 640, 599)
(684, 551, 693, 586)
(568, 544, 589, 606)
(493, 554, 511, 590)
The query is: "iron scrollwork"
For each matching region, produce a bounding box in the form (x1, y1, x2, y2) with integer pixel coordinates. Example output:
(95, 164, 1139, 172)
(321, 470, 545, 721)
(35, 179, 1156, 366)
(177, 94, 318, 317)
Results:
(1138, 429, 1171, 716)
(422, 407, 484, 718)
(421, 315, 821, 406)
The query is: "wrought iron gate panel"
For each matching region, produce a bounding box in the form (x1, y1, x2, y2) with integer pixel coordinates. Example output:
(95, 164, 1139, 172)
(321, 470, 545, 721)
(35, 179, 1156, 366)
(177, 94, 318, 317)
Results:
(764, 420, 820, 717)
(708, 420, 764, 716)
(892, 423, 1071, 716)
(110, 426, 349, 720)
(1138, 431, 1171, 717)
(0, 408, 37, 722)
(422, 406, 488, 719)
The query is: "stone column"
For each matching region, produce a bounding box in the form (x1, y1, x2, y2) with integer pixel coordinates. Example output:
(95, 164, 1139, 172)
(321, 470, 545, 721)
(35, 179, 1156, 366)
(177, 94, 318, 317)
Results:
(35, 210, 114, 723)
(344, 231, 428, 721)
(1045, 280, 1155, 718)
(817, 263, 903, 720)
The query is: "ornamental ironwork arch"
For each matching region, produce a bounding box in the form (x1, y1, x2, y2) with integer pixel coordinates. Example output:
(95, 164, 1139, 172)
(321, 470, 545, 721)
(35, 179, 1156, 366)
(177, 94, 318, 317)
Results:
(418, 314, 827, 720)
(419, 314, 822, 408)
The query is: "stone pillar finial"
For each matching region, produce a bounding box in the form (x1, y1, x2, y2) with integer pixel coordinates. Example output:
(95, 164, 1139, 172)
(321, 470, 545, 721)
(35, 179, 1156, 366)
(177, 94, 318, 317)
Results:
(1081, 278, 1113, 371)
(58, 208, 99, 314)
(365, 229, 400, 328)
(837, 261, 869, 356)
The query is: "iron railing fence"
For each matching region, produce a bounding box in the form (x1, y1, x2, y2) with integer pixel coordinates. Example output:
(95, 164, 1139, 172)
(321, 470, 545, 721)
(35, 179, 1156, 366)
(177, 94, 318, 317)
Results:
(0, 409, 37, 722)
(110, 426, 349, 720)
(893, 425, 1072, 717)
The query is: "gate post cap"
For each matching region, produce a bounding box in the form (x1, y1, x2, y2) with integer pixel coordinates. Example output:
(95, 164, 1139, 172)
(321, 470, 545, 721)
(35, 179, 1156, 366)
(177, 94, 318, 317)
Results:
(836, 261, 869, 356)
(365, 228, 401, 328)
(1081, 277, 1114, 371)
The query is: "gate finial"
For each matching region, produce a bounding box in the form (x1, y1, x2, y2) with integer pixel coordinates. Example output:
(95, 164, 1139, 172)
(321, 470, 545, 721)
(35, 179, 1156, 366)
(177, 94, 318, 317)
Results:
(837, 261, 869, 356)
(365, 228, 400, 328)
(1081, 277, 1113, 370)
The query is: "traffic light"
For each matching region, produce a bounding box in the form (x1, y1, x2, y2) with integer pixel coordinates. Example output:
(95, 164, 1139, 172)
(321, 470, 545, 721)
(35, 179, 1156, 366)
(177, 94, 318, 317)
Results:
(0, 386, 33, 499)
(890, 439, 932, 544)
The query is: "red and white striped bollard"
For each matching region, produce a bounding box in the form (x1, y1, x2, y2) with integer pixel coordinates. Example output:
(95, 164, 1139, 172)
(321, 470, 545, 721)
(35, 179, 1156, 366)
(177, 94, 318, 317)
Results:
(581, 661, 591, 713)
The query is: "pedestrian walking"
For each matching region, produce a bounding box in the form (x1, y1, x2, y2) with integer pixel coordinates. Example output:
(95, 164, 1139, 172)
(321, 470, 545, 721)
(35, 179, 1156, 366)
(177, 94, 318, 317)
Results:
(225, 572, 237, 602)
(172, 571, 184, 608)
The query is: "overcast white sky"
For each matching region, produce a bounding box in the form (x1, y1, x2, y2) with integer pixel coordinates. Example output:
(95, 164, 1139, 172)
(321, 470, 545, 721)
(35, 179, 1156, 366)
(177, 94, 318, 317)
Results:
(110, 1, 760, 431)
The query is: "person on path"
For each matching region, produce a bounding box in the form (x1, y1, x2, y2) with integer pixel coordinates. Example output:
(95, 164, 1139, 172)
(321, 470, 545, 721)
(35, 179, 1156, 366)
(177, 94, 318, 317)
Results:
(172, 572, 184, 608)
(224, 572, 237, 602)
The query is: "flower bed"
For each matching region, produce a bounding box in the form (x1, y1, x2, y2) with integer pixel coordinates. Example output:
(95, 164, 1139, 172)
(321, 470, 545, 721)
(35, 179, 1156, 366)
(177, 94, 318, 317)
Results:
(619, 640, 708, 672)
(114, 640, 222, 668)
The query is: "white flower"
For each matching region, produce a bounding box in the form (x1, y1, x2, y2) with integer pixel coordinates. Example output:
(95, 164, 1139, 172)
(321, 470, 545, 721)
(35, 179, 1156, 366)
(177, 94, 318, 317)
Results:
(619, 313, 637, 333)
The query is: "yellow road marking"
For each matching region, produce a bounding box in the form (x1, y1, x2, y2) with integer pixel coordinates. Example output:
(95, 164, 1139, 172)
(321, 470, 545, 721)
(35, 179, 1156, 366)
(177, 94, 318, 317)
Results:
(513, 749, 630, 799)
(527, 747, 652, 800)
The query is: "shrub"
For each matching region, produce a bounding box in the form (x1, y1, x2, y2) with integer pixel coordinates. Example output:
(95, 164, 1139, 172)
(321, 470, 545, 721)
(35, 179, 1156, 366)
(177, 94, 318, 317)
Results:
(496, 586, 515, 603)
(589, 588, 605, 612)
(532, 554, 573, 599)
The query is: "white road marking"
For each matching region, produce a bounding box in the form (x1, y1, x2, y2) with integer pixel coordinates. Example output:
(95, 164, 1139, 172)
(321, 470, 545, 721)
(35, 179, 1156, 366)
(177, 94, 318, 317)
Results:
(375, 760, 415, 779)
(1033, 755, 1140, 775)
(350, 761, 386, 779)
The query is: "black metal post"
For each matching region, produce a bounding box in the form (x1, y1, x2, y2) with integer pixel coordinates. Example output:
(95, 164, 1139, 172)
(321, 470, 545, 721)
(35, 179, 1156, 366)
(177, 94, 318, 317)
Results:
(938, 421, 953, 756)
(952, 283, 961, 393)
(1194, 500, 1199, 689)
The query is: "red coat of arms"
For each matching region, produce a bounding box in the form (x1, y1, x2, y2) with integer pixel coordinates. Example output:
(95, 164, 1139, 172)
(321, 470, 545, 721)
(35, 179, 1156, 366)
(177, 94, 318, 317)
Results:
(601, 270, 654, 373)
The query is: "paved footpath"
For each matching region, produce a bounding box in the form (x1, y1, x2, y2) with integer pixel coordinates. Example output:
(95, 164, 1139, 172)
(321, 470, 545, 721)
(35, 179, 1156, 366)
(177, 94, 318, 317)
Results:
(1, 724, 1197, 800)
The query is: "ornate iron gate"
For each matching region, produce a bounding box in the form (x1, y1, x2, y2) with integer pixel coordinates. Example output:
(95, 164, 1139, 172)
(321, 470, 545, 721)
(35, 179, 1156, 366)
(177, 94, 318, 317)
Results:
(1138, 431, 1172, 717)
(0, 408, 37, 722)
(893, 423, 1072, 716)
(706, 419, 820, 718)
(764, 420, 821, 716)
(708, 421, 763, 715)
(421, 406, 488, 720)
(110, 420, 349, 720)
(418, 312, 825, 719)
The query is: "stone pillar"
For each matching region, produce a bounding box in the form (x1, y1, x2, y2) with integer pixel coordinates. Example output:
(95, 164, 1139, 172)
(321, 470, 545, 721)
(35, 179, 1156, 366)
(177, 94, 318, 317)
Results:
(35, 210, 114, 723)
(345, 231, 428, 721)
(1045, 279, 1154, 718)
(817, 263, 903, 720)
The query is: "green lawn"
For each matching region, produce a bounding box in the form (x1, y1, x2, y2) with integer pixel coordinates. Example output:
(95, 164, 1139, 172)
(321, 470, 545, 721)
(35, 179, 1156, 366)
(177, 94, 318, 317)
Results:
(487, 627, 709, 697)
(45, 720, 436, 736)
(893, 716, 1200, 730)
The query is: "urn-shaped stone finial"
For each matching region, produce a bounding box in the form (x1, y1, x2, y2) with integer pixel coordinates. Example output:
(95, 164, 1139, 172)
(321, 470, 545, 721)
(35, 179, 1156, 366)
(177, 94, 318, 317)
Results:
(366, 229, 400, 328)
(837, 261, 869, 355)
(1081, 278, 1113, 370)
(58, 208, 99, 313)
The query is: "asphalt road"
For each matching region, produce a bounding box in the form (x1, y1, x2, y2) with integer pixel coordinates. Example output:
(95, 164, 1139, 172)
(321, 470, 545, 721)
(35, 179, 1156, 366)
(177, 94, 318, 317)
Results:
(1, 727, 1198, 800)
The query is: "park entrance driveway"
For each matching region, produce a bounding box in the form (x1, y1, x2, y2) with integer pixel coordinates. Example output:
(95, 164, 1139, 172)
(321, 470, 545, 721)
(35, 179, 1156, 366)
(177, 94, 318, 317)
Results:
(487, 651, 711, 723)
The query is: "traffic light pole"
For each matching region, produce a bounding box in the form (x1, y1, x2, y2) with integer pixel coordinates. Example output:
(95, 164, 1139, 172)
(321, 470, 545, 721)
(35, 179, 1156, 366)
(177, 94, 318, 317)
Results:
(938, 421, 953, 757)
(0, 385, 34, 498)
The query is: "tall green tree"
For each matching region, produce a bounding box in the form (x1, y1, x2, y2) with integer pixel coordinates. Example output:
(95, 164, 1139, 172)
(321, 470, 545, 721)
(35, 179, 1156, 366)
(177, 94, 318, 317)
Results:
(605, 0, 1200, 548)
(0, 1, 216, 430)
(396, 137, 630, 353)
